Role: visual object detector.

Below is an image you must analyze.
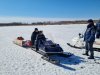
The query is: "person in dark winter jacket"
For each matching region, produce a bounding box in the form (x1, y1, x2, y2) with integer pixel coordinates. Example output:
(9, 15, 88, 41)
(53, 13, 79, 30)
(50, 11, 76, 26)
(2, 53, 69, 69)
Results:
(31, 28, 39, 46)
(83, 19, 96, 59)
(36, 31, 46, 51)
(96, 20, 100, 38)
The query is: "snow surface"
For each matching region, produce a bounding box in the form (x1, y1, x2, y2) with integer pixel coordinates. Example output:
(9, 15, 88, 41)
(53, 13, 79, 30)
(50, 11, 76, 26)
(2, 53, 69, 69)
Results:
(0, 24, 100, 75)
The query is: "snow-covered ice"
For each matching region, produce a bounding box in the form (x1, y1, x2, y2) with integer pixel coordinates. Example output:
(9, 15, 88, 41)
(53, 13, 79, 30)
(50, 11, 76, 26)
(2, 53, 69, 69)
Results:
(0, 24, 100, 75)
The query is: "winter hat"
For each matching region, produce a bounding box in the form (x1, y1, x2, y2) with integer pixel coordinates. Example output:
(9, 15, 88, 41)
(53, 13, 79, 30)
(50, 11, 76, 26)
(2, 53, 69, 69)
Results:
(88, 19, 93, 23)
(35, 28, 38, 31)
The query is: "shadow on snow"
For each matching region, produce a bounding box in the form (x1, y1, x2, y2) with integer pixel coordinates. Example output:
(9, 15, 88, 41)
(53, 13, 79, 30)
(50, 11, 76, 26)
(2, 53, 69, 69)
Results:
(49, 54, 84, 71)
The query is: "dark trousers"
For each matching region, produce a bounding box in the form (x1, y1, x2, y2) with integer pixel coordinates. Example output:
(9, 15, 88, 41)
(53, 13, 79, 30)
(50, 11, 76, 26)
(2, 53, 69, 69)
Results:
(31, 39, 35, 46)
(85, 42, 94, 57)
(36, 40, 45, 51)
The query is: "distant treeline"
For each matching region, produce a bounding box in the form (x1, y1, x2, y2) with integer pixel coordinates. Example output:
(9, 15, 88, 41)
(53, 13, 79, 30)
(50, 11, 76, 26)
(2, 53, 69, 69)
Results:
(0, 20, 99, 26)
(0, 22, 29, 26)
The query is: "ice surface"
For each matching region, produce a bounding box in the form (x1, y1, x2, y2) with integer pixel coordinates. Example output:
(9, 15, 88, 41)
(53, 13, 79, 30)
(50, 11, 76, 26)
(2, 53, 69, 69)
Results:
(0, 24, 100, 75)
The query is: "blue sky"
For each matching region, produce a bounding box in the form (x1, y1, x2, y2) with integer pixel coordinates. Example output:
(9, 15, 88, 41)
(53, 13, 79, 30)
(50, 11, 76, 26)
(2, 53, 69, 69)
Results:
(0, 0, 100, 21)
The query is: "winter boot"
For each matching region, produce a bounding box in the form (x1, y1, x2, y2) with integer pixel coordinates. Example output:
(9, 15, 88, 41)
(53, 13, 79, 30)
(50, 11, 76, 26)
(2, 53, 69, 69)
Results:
(83, 51, 89, 56)
(88, 50, 94, 59)
(88, 56, 94, 59)
(36, 47, 39, 52)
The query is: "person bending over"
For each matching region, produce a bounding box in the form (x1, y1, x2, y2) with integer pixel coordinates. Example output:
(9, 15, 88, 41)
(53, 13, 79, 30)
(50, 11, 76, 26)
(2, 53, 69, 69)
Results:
(36, 31, 46, 51)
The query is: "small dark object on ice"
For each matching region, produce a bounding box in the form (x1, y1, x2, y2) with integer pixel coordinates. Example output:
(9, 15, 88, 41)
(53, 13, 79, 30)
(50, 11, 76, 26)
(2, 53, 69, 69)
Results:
(42, 63, 46, 65)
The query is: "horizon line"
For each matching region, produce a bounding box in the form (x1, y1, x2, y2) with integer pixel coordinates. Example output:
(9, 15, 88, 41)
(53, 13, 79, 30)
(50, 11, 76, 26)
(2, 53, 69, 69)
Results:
(0, 16, 99, 23)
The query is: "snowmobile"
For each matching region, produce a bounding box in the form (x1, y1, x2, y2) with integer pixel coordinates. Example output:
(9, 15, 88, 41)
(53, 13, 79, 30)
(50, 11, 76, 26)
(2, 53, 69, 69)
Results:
(13, 37, 73, 64)
(31, 39, 73, 64)
(67, 33, 100, 51)
(32, 40, 63, 55)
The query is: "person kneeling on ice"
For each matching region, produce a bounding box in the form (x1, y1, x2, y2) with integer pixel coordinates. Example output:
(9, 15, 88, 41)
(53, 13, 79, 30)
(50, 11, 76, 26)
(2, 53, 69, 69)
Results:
(96, 20, 100, 38)
(31, 28, 39, 47)
(83, 19, 96, 59)
(36, 31, 46, 51)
